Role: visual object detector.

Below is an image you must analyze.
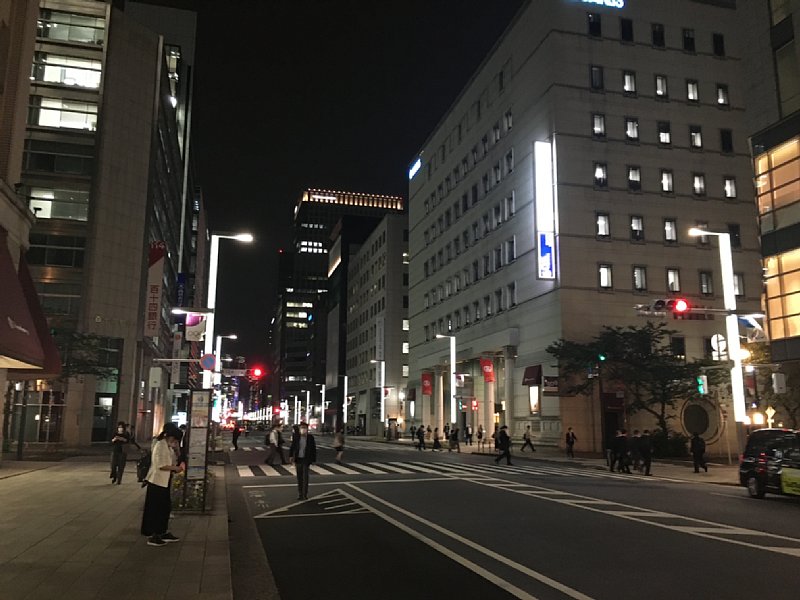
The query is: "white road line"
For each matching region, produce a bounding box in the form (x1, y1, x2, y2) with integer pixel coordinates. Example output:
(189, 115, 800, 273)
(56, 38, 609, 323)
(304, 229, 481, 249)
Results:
(254, 446, 265, 451)
(258, 465, 284, 477)
(404, 462, 453, 474)
(323, 502, 359, 511)
(237, 466, 253, 478)
(242, 447, 252, 452)
(309, 465, 335, 476)
(344, 462, 384, 474)
(369, 462, 414, 474)
(326, 463, 361, 475)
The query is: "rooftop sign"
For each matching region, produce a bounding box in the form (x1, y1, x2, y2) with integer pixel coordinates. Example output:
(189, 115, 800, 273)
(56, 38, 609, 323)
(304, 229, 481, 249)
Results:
(581, 0, 625, 8)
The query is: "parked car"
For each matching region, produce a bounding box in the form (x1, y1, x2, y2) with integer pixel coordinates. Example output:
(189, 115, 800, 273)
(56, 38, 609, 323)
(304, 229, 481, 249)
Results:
(739, 428, 800, 499)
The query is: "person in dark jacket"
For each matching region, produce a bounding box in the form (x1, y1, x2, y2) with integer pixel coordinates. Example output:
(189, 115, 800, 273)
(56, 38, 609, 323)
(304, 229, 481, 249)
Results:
(110, 421, 139, 484)
(289, 422, 317, 500)
(640, 429, 653, 476)
(416, 424, 426, 450)
(614, 429, 631, 473)
(565, 427, 577, 458)
(629, 430, 642, 472)
(494, 425, 512, 465)
(690, 433, 707, 473)
(231, 423, 241, 451)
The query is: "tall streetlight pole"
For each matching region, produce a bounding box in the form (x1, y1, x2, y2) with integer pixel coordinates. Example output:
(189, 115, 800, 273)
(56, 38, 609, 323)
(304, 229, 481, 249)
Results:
(688, 228, 746, 423)
(436, 334, 458, 425)
(215, 334, 237, 415)
(370, 359, 386, 427)
(203, 233, 253, 390)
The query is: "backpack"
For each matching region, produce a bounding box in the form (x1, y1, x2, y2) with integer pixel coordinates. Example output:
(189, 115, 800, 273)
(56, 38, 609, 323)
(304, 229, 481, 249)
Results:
(136, 450, 151, 484)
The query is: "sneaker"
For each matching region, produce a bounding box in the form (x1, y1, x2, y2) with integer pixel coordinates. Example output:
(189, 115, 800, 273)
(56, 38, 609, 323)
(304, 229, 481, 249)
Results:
(147, 536, 166, 547)
(161, 532, 180, 543)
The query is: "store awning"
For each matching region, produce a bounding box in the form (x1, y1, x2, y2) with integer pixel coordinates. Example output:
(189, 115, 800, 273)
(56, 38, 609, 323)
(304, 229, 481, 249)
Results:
(0, 228, 44, 369)
(522, 365, 542, 386)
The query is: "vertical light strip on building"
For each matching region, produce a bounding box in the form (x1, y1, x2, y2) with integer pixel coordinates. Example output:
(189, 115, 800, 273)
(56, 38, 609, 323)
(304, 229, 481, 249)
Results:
(534, 141, 556, 279)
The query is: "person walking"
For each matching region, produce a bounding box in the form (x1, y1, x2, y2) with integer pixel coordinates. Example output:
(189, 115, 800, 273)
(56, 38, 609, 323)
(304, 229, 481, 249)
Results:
(110, 421, 139, 484)
(448, 427, 460, 453)
(614, 430, 631, 473)
(607, 430, 620, 471)
(494, 425, 512, 465)
(416, 424, 426, 450)
(410, 425, 416, 442)
(289, 422, 317, 500)
(231, 423, 241, 451)
(690, 432, 708, 473)
(465, 424, 473, 446)
(629, 430, 642, 472)
(265, 425, 288, 465)
(520, 425, 536, 452)
(565, 427, 577, 458)
(432, 428, 442, 451)
(492, 426, 499, 454)
(640, 429, 653, 476)
(477, 424, 485, 452)
(333, 426, 345, 465)
(141, 423, 183, 547)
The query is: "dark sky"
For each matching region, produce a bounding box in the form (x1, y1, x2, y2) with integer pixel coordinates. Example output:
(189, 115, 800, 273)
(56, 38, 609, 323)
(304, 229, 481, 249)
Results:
(154, 0, 526, 362)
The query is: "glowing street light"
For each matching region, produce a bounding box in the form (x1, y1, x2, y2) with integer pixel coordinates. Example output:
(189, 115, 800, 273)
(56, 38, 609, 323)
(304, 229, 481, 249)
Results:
(436, 334, 458, 424)
(370, 359, 386, 424)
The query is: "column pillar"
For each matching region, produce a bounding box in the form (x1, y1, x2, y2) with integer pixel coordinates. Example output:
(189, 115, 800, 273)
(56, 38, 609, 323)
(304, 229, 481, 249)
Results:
(482, 360, 495, 434)
(503, 346, 517, 429)
(434, 366, 444, 434)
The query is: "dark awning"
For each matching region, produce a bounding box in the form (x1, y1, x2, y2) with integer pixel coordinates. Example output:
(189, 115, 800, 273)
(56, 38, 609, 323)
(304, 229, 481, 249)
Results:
(407, 388, 416, 403)
(0, 228, 44, 369)
(522, 365, 542, 386)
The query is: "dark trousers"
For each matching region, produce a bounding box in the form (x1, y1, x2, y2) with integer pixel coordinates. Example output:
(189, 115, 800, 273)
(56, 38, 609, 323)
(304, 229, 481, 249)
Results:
(417, 438, 425, 450)
(521, 439, 535, 452)
(110, 451, 126, 483)
(495, 448, 512, 465)
(295, 461, 311, 499)
(642, 455, 652, 475)
(693, 453, 707, 472)
(566, 443, 575, 458)
(265, 444, 287, 465)
(232, 435, 240, 450)
(141, 482, 171, 537)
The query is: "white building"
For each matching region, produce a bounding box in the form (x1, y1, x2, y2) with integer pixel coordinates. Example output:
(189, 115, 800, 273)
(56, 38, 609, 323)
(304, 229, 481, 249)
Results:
(408, 0, 763, 452)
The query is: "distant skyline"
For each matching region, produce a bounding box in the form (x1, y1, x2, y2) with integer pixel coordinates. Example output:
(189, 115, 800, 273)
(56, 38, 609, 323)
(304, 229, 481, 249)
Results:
(153, 0, 526, 361)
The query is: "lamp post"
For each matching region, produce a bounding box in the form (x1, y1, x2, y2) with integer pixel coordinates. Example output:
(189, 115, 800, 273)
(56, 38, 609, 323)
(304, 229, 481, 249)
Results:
(202, 232, 253, 390)
(436, 334, 458, 425)
(214, 334, 237, 415)
(370, 359, 386, 426)
(688, 228, 746, 423)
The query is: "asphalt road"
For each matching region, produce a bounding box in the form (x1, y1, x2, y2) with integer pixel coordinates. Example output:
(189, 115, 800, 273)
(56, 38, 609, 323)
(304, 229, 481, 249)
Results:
(226, 434, 800, 600)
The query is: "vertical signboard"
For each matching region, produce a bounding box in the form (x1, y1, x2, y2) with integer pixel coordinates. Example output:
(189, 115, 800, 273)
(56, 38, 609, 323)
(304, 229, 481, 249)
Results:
(187, 389, 211, 481)
(421, 372, 433, 396)
(534, 141, 556, 280)
(480, 358, 495, 382)
(375, 316, 385, 361)
(144, 241, 166, 337)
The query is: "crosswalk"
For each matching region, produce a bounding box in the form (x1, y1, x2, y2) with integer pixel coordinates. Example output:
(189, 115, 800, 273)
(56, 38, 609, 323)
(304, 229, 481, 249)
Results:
(236, 441, 419, 453)
(235, 460, 646, 481)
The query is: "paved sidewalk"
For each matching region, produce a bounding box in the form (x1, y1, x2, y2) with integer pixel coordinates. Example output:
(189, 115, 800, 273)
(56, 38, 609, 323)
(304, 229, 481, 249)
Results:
(0, 459, 231, 600)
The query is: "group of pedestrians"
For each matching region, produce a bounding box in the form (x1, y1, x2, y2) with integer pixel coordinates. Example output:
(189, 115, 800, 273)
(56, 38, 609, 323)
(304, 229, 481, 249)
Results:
(608, 429, 653, 475)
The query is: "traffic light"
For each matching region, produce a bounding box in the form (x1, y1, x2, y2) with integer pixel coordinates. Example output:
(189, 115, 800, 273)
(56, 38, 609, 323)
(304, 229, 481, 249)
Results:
(673, 298, 690, 313)
(250, 367, 264, 379)
(696, 374, 708, 395)
(652, 298, 691, 313)
(471, 399, 479, 412)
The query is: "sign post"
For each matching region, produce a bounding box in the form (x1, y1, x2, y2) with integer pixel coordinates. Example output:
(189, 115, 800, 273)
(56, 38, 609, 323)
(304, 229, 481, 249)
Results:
(184, 389, 212, 512)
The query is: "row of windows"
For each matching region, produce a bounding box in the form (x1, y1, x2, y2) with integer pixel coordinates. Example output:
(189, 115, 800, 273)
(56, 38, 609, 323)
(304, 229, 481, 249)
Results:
(587, 13, 725, 58)
(595, 264, 744, 297)
(424, 191, 516, 248)
(423, 282, 518, 341)
(592, 163, 737, 199)
(589, 67, 729, 109)
(592, 115, 733, 151)
(595, 214, 742, 248)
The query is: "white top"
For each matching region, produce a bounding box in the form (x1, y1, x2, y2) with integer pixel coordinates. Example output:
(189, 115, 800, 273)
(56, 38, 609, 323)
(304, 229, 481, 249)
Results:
(146, 439, 175, 488)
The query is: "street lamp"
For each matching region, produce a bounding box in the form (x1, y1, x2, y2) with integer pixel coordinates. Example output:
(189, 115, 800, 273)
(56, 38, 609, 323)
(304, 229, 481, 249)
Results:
(203, 232, 253, 389)
(688, 228, 746, 423)
(436, 334, 457, 424)
(370, 359, 386, 424)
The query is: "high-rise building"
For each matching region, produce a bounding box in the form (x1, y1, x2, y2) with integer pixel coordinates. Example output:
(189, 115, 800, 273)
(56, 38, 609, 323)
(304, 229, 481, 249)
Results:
(408, 0, 763, 452)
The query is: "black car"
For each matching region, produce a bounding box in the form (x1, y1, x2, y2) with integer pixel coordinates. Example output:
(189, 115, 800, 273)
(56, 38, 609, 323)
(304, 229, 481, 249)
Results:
(739, 428, 800, 499)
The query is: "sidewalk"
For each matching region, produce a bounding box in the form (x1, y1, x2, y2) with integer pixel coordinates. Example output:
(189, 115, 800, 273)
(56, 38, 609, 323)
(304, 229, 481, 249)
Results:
(0, 458, 231, 600)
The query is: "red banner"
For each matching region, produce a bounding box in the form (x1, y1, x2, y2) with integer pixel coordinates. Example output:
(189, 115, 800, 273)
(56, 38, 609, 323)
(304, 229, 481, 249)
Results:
(480, 358, 495, 383)
(421, 372, 433, 396)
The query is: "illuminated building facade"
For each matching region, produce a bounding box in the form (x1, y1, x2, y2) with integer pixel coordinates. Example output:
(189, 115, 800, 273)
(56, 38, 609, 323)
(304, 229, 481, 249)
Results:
(408, 0, 764, 452)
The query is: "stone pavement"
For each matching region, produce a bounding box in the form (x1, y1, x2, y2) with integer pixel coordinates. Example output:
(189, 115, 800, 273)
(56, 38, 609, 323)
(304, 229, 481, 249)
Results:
(0, 458, 232, 600)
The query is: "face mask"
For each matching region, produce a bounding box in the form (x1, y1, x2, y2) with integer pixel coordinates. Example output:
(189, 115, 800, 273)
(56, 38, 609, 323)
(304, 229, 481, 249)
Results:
(117, 428, 124, 433)
(300, 428, 308, 435)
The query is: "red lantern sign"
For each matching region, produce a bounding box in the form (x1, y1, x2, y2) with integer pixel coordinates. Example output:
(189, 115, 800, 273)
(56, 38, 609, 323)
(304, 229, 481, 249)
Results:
(480, 358, 495, 383)
(421, 372, 433, 396)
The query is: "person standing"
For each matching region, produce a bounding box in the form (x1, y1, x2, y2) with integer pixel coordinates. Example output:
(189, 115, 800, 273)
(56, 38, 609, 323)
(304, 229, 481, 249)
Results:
(333, 426, 345, 465)
(141, 424, 183, 547)
(110, 421, 139, 484)
(629, 430, 642, 472)
(690, 432, 708, 473)
(476, 424, 485, 452)
(410, 425, 416, 442)
(565, 427, 577, 458)
(465, 424, 473, 446)
(492, 426, 499, 453)
(289, 422, 317, 500)
(231, 423, 241, 451)
(265, 425, 288, 466)
(494, 425, 512, 465)
(416, 424, 426, 450)
(432, 428, 442, 451)
(448, 427, 460, 453)
(520, 426, 536, 452)
(640, 429, 653, 476)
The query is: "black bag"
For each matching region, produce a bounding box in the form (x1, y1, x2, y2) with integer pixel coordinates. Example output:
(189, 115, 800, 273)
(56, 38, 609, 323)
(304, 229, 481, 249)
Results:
(136, 450, 151, 483)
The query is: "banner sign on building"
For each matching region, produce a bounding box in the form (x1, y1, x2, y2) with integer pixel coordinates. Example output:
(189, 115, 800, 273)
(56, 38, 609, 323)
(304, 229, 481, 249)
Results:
(185, 312, 206, 342)
(480, 358, 495, 383)
(421, 372, 433, 396)
(176, 272, 187, 307)
(375, 316, 385, 361)
(144, 241, 166, 337)
(534, 141, 557, 280)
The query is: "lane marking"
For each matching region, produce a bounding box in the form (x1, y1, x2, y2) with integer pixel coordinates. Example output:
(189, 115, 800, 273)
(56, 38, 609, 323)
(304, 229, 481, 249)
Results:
(242, 477, 451, 489)
(237, 466, 253, 478)
(325, 463, 361, 475)
(344, 462, 384, 474)
(395, 462, 441, 473)
(368, 462, 414, 474)
(259, 465, 283, 477)
(309, 465, 335, 476)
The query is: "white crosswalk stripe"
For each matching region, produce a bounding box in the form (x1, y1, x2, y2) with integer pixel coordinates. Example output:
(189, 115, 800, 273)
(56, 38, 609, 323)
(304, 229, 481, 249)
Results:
(367, 462, 414, 474)
(344, 462, 384, 474)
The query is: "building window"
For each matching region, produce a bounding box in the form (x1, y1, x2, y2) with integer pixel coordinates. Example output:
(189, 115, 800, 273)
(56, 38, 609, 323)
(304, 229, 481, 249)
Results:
(664, 219, 678, 242)
(631, 215, 644, 241)
(505, 193, 515, 219)
(29, 96, 98, 131)
(623, 71, 637, 94)
(690, 125, 703, 149)
(625, 117, 639, 141)
(728, 223, 742, 248)
(620, 17, 633, 42)
(495, 289, 504, 312)
(594, 163, 608, 187)
(484, 295, 492, 317)
(713, 33, 725, 57)
(463, 306, 471, 326)
(505, 149, 514, 173)
(588, 12, 602, 37)
(667, 268, 681, 292)
(402, 342, 409, 354)
(590, 65, 604, 90)
(693, 173, 706, 196)
(26, 233, 85, 267)
(720, 129, 734, 153)
(694, 222, 710, 245)
(474, 300, 481, 321)
(628, 166, 641, 191)
(652, 23, 665, 47)
(507, 282, 517, 307)
(27, 187, 89, 222)
(493, 122, 501, 143)
(599, 264, 613, 289)
(402, 365, 409, 378)
(700, 271, 714, 295)
(633, 266, 647, 291)
(658, 121, 671, 145)
(683, 28, 695, 52)
(597, 213, 610, 237)
(506, 237, 516, 262)
(505, 111, 513, 130)
(687, 80, 699, 102)
(592, 113, 606, 137)
(734, 273, 745, 297)
(424, 326, 430, 341)
(494, 246, 503, 270)
(661, 170, 674, 193)
(483, 254, 491, 276)
(717, 84, 729, 106)
(655, 74, 668, 98)
(724, 177, 737, 199)
(403, 319, 410, 331)
(671, 336, 687, 361)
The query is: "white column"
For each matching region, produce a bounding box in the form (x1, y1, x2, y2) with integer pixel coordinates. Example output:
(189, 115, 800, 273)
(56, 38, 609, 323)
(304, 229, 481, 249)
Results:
(449, 336, 457, 424)
(434, 367, 444, 433)
(504, 346, 516, 424)
(202, 235, 220, 389)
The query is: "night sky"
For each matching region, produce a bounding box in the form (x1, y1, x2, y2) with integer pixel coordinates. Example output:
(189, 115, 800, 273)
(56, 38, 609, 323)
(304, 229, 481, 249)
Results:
(147, 0, 526, 362)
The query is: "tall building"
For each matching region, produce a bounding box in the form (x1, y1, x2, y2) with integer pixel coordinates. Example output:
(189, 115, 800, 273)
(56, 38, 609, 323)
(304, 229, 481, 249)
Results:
(11, 0, 199, 447)
(408, 0, 763, 452)
(272, 188, 403, 424)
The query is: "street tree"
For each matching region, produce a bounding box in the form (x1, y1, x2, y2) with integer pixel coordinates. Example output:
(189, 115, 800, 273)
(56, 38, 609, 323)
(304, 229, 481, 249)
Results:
(744, 342, 800, 428)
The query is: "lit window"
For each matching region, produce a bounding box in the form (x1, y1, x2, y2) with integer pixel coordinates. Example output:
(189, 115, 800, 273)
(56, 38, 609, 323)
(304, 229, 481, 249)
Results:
(623, 71, 637, 94)
(724, 177, 737, 199)
(599, 264, 613, 289)
(661, 170, 674, 193)
(700, 271, 713, 295)
(402, 365, 409, 377)
(628, 166, 641, 191)
(594, 163, 608, 187)
(667, 269, 681, 292)
(664, 219, 677, 242)
(687, 80, 699, 102)
(658, 121, 671, 145)
(690, 126, 703, 149)
(592, 113, 606, 137)
(693, 173, 706, 196)
(631, 216, 644, 241)
(633, 266, 647, 291)
(625, 118, 639, 141)
(717, 84, 729, 106)
(655, 74, 668, 98)
(597, 213, 610, 237)
(734, 273, 744, 297)
(402, 342, 409, 354)
(694, 222, 710, 245)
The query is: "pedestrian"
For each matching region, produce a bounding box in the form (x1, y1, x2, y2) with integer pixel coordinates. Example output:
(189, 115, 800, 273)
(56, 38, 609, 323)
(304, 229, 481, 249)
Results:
(640, 429, 653, 476)
(264, 425, 289, 465)
(607, 430, 620, 470)
(629, 430, 642, 472)
(232, 423, 241, 451)
(333, 426, 345, 464)
(410, 425, 416, 442)
(615, 429, 631, 473)
(494, 425, 512, 465)
(492, 425, 499, 453)
(432, 427, 442, 451)
(449, 427, 460, 453)
(690, 432, 708, 473)
(141, 423, 183, 547)
(444, 423, 450, 440)
(565, 427, 577, 458)
(416, 424, 426, 450)
(426, 425, 432, 440)
(289, 421, 317, 500)
(465, 424, 473, 446)
(110, 421, 139, 484)
(477, 424, 485, 451)
(520, 425, 536, 452)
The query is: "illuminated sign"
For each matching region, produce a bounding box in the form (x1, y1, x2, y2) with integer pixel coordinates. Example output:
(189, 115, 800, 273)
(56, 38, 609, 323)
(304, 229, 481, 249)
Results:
(408, 157, 422, 180)
(534, 141, 556, 280)
(581, 0, 625, 8)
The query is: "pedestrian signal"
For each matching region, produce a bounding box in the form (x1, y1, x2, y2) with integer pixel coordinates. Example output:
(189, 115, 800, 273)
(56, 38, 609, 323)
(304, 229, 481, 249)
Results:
(696, 374, 708, 395)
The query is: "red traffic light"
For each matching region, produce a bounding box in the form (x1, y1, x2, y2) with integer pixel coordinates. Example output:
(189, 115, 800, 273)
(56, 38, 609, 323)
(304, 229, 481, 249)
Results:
(673, 299, 690, 313)
(252, 367, 264, 378)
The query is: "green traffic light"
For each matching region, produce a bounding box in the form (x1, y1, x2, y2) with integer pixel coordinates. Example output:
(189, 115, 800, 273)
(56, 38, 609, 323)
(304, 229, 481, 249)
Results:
(598, 354, 607, 361)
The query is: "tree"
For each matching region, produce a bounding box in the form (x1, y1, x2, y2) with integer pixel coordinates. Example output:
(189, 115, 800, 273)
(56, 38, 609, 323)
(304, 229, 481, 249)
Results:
(744, 342, 800, 428)
(53, 330, 119, 382)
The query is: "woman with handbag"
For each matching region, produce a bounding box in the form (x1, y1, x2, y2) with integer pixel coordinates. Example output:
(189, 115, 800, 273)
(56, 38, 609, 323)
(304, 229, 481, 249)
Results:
(141, 423, 183, 547)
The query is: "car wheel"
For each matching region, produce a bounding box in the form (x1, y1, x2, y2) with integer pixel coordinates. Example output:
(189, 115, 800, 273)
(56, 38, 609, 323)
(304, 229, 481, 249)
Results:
(746, 475, 765, 499)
